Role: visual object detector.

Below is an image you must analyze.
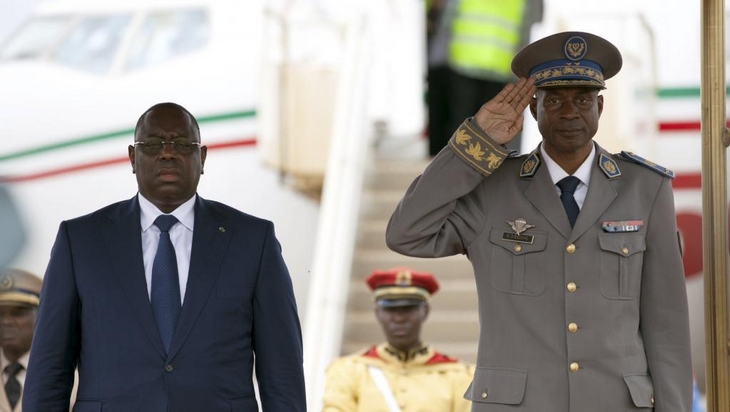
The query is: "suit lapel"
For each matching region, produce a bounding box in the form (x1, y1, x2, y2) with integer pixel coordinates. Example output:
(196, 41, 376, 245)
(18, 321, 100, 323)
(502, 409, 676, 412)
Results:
(101, 197, 167, 359)
(524, 163, 572, 239)
(168, 197, 232, 359)
(569, 148, 618, 243)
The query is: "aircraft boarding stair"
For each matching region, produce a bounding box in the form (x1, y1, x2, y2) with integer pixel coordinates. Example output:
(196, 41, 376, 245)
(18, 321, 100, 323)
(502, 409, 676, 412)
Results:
(339, 156, 480, 364)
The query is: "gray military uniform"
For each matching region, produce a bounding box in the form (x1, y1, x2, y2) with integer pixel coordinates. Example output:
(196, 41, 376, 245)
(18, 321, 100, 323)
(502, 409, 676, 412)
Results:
(385, 119, 692, 411)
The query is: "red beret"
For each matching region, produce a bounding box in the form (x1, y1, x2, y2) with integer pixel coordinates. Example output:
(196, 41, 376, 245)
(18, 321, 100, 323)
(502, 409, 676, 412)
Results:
(366, 267, 439, 306)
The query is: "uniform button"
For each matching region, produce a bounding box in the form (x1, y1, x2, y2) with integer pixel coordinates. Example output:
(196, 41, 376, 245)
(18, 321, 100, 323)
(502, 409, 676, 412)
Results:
(567, 282, 577, 292)
(651, 396, 655, 405)
(569, 362, 580, 372)
(481, 391, 488, 399)
(566, 244, 576, 254)
(622, 246, 629, 255)
(165, 364, 173, 373)
(514, 244, 522, 252)
(568, 322, 578, 333)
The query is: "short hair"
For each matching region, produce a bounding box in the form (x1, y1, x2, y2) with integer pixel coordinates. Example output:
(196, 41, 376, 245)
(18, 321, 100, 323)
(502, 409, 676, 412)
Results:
(134, 102, 201, 140)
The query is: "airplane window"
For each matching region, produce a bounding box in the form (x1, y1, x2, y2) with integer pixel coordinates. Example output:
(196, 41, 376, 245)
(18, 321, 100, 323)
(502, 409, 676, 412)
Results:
(0, 16, 72, 60)
(53, 15, 132, 74)
(125, 10, 209, 71)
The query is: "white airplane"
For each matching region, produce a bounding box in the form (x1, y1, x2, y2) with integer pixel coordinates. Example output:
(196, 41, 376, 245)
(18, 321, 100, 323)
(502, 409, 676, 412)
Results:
(0, 0, 320, 298)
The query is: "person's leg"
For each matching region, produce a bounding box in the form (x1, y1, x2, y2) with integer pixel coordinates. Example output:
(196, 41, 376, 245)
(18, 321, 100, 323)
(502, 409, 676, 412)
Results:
(427, 65, 452, 156)
(448, 73, 521, 153)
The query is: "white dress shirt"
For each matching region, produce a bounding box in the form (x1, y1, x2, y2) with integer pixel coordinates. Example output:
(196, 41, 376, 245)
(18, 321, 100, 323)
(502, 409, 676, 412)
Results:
(540, 143, 596, 210)
(138, 193, 195, 304)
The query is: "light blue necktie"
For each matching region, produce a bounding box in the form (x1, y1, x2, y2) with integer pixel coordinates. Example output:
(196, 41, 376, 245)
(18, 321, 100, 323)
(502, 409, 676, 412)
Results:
(557, 176, 581, 227)
(151, 214, 181, 354)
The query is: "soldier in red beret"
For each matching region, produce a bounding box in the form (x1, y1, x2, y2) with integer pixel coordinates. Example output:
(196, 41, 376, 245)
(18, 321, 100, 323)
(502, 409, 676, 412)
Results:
(322, 267, 474, 412)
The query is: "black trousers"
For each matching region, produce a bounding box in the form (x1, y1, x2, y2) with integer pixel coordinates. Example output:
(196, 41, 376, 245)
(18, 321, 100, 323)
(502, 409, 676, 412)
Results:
(427, 69, 522, 156)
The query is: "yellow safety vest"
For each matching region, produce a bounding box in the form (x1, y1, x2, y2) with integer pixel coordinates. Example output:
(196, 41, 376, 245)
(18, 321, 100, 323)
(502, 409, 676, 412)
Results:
(449, 0, 526, 81)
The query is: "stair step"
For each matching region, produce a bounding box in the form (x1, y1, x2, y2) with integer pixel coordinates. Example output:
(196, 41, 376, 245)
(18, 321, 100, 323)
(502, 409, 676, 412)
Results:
(358, 190, 407, 220)
(363, 160, 429, 191)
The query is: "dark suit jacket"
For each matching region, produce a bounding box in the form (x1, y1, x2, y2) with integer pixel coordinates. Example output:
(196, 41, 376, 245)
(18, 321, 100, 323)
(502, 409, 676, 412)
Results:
(24, 195, 306, 412)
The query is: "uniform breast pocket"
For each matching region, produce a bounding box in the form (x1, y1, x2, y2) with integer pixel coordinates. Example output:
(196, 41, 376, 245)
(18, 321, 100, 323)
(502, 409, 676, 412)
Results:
(599, 233, 646, 300)
(488, 227, 547, 296)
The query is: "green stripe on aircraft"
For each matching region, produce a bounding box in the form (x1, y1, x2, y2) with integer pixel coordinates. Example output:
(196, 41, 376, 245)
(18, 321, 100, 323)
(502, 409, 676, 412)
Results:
(0, 109, 255, 162)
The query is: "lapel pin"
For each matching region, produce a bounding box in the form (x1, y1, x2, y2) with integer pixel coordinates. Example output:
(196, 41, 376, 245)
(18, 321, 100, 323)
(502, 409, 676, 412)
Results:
(218, 226, 226, 233)
(503, 218, 536, 244)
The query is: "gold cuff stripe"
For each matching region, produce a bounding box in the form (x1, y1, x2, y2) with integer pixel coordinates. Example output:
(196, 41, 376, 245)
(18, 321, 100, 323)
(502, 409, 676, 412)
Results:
(449, 121, 507, 176)
(463, 122, 508, 156)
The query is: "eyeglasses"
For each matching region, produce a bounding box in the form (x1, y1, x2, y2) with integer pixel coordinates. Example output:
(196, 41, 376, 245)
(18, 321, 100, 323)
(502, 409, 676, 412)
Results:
(134, 138, 201, 155)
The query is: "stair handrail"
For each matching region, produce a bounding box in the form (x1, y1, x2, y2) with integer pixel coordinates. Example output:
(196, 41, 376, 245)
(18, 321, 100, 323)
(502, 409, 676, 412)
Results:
(302, 13, 373, 412)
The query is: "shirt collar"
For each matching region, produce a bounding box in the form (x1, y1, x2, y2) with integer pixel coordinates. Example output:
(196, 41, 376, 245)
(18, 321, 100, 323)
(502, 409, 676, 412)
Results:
(1, 349, 29, 371)
(540, 143, 596, 186)
(138, 193, 196, 232)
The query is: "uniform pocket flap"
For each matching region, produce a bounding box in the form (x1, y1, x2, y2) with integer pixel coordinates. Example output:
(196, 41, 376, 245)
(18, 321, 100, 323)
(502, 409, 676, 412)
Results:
(623, 373, 655, 408)
(466, 367, 527, 404)
(599, 233, 646, 257)
(490, 227, 547, 255)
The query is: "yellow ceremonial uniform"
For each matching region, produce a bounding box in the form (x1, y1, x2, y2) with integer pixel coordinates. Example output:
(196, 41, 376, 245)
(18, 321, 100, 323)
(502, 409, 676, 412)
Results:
(322, 343, 474, 412)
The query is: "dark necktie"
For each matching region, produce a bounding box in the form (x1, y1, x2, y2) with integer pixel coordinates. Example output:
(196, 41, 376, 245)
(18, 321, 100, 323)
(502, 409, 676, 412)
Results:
(557, 176, 581, 227)
(4, 362, 22, 410)
(151, 215, 181, 354)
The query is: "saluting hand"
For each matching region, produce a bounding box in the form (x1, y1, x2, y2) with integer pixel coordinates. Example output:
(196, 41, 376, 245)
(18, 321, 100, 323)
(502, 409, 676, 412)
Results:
(473, 77, 536, 145)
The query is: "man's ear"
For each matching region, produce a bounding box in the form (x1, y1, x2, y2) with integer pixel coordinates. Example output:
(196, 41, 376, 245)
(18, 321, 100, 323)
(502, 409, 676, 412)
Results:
(128, 145, 136, 173)
(597, 94, 604, 117)
(200, 146, 208, 174)
(529, 97, 538, 120)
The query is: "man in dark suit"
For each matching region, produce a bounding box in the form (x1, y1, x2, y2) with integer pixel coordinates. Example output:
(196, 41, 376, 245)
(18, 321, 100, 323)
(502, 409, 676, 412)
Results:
(24, 103, 306, 412)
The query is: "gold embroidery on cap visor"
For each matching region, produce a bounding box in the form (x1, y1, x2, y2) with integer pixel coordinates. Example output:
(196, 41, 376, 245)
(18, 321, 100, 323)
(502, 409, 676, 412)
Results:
(372, 286, 431, 302)
(0, 292, 40, 307)
(531, 64, 605, 88)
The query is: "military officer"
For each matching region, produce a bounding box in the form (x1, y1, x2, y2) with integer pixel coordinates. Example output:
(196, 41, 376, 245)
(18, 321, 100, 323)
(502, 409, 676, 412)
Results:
(0, 269, 42, 412)
(322, 267, 474, 412)
(386, 31, 692, 411)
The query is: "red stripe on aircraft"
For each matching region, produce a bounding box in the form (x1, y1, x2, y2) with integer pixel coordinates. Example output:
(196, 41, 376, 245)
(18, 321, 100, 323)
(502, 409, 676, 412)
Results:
(672, 172, 701, 190)
(659, 120, 730, 132)
(1, 138, 256, 183)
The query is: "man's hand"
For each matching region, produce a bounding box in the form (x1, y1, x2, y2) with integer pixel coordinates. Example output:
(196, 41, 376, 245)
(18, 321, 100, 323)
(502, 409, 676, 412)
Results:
(473, 77, 537, 145)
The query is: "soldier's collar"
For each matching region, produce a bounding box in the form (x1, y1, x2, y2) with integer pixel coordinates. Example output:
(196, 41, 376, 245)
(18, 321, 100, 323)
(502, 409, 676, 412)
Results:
(520, 149, 541, 178)
(384, 342, 428, 362)
(597, 152, 621, 179)
(520, 144, 621, 179)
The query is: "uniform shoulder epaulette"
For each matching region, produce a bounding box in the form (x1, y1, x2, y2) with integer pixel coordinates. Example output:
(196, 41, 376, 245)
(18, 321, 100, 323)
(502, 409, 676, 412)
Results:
(615, 151, 675, 179)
